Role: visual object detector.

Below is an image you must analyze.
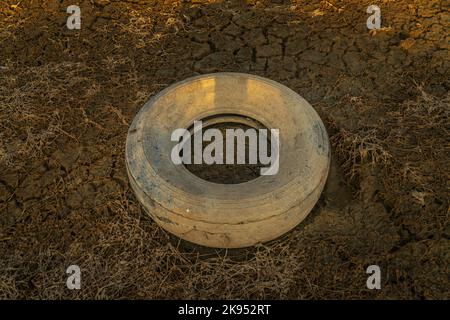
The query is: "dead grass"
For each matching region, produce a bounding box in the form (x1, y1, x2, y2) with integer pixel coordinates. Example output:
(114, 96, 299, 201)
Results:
(381, 87, 449, 217)
(331, 128, 392, 182)
(0, 62, 93, 168)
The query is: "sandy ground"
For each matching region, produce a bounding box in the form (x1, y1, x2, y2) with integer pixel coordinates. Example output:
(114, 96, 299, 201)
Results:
(0, 0, 448, 299)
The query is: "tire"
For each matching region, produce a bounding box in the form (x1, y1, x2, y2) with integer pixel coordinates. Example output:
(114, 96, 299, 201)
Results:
(126, 73, 330, 248)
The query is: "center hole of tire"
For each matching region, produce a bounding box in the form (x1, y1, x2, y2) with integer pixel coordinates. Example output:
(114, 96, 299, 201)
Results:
(183, 115, 271, 184)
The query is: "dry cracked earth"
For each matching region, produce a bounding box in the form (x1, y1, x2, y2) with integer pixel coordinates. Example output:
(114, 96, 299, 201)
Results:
(0, 0, 449, 299)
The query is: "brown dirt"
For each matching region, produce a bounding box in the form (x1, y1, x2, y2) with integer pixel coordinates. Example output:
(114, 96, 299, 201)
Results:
(0, 0, 449, 299)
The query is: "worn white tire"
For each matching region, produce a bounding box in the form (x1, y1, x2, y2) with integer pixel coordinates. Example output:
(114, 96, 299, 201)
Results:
(126, 73, 330, 248)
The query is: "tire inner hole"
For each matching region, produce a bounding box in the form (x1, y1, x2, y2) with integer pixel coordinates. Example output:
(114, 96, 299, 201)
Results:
(183, 115, 272, 184)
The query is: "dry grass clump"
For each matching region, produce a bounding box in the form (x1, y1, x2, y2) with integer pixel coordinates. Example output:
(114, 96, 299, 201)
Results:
(0, 62, 92, 168)
(0, 1, 23, 44)
(380, 87, 449, 212)
(331, 85, 449, 190)
(386, 86, 449, 152)
(0, 273, 19, 299)
(113, 4, 185, 49)
(331, 128, 392, 182)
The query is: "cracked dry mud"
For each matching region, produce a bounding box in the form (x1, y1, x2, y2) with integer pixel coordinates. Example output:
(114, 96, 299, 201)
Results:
(0, 0, 449, 299)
